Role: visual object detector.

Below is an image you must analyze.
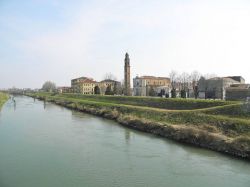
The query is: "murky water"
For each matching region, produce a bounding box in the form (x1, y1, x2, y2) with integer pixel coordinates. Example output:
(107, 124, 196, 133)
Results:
(0, 96, 249, 187)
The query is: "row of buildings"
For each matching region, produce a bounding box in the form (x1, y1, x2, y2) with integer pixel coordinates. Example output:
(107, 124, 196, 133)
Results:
(197, 76, 250, 100)
(134, 75, 250, 101)
(57, 53, 130, 95)
(57, 53, 250, 101)
(58, 78, 121, 95)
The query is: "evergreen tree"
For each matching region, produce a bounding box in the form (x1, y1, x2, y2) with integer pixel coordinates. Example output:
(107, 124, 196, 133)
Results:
(194, 85, 199, 99)
(113, 82, 118, 95)
(181, 90, 186, 98)
(149, 87, 157, 97)
(105, 85, 114, 95)
(94, 86, 101, 94)
(158, 89, 165, 97)
(171, 89, 176, 98)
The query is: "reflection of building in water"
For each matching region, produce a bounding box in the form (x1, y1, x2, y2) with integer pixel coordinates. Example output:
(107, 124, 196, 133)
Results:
(12, 97, 16, 111)
(125, 129, 131, 144)
(14, 101, 16, 111)
(71, 110, 89, 120)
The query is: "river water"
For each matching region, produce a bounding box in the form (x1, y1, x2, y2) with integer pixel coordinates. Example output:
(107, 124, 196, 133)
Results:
(0, 96, 249, 187)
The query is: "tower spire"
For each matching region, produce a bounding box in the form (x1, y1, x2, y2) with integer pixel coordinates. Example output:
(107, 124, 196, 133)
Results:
(124, 53, 131, 96)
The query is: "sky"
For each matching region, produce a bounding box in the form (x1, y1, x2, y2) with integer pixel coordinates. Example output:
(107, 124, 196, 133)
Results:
(1, 0, 250, 88)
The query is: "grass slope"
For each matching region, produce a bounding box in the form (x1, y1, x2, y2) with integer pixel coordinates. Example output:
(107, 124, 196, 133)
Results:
(0, 92, 8, 109)
(27, 92, 250, 159)
(35, 92, 237, 110)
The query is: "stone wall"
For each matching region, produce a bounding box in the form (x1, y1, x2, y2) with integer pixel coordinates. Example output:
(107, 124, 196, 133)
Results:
(226, 88, 250, 101)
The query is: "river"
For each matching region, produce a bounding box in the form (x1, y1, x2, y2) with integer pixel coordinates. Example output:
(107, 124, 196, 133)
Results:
(0, 96, 249, 187)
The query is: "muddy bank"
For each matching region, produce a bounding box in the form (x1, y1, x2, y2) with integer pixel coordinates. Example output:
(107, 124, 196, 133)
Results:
(31, 95, 250, 160)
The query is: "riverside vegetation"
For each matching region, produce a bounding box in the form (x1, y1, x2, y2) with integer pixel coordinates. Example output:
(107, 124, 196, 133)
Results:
(26, 92, 250, 160)
(0, 92, 8, 109)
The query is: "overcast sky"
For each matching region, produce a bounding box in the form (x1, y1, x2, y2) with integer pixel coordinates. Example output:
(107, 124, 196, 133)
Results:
(1, 0, 250, 88)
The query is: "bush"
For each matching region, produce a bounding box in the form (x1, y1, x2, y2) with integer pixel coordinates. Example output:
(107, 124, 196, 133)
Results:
(180, 90, 186, 98)
(171, 89, 176, 98)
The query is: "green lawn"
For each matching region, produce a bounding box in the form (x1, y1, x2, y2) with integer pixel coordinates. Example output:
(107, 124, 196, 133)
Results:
(25, 92, 250, 158)
(27, 92, 250, 137)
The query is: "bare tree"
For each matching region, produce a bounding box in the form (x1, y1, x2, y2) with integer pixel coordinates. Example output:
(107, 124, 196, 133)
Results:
(103, 73, 117, 81)
(190, 71, 201, 83)
(179, 72, 190, 98)
(204, 73, 217, 79)
(169, 70, 178, 89)
(190, 71, 201, 99)
(179, 72, 190, 91)
(169, 71, 179, 98)
(42, 81, 56, 92)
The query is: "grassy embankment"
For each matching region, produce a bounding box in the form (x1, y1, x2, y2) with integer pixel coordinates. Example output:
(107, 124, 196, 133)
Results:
(0, 92, 8, 109)
(27, 92, 250, 159)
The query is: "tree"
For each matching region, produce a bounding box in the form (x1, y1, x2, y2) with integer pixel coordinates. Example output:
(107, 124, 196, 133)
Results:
(42, 81, 56, 92)
(113, 82, 122, 95)
(204, 73, 217, 79)
(169, 71, 178, 99)
(94, 86, 100, 94)
(120, 79, 126, 95)
(193, 85, 199, 99)
(179, 72, 190, 92)
(190, 71, 201, 99)
(103, 73, 117, 81)
(171, 88, 177, 98)
(169, 70, 178, 90)
(105, 85, 114, 95)
(180, 90, 186, 98)
(158, 89, 165, 97)
(148, 87, 157, 97)
(198, 76, 206, 99)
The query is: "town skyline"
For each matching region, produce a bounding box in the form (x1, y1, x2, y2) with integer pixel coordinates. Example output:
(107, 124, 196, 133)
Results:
(1, 0, 250, 89)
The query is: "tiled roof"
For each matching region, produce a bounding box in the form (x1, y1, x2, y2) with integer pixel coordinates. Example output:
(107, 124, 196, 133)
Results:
(81, 79, 97, 83)
(100, 79, 118, 83)
(137, 76, 170, 80)
(71, 77, 93, 81)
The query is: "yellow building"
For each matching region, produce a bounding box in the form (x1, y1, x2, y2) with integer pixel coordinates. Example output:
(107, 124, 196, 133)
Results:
(71, 77, 122, 95)
(57, 87, 72, 93)
(97, 79, 122, 95)
(133, 76, 170, 96)
(71, 77, 97, 94)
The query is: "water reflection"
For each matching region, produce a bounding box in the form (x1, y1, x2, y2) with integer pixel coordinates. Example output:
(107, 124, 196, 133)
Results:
(0, 95, 250, 187)
(71, 110, 89, 119)
(11, 96, 16, 111)
(125, 129, 131, 144)
(14, 100, 16, 111)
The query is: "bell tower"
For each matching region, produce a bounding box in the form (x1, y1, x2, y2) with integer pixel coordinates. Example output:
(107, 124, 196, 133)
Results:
(124, 53, 131, 96)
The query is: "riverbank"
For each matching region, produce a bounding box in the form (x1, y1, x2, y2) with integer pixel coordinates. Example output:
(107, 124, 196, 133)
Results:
(0, 92, 8, 109)
(26, 92, 250, 160)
